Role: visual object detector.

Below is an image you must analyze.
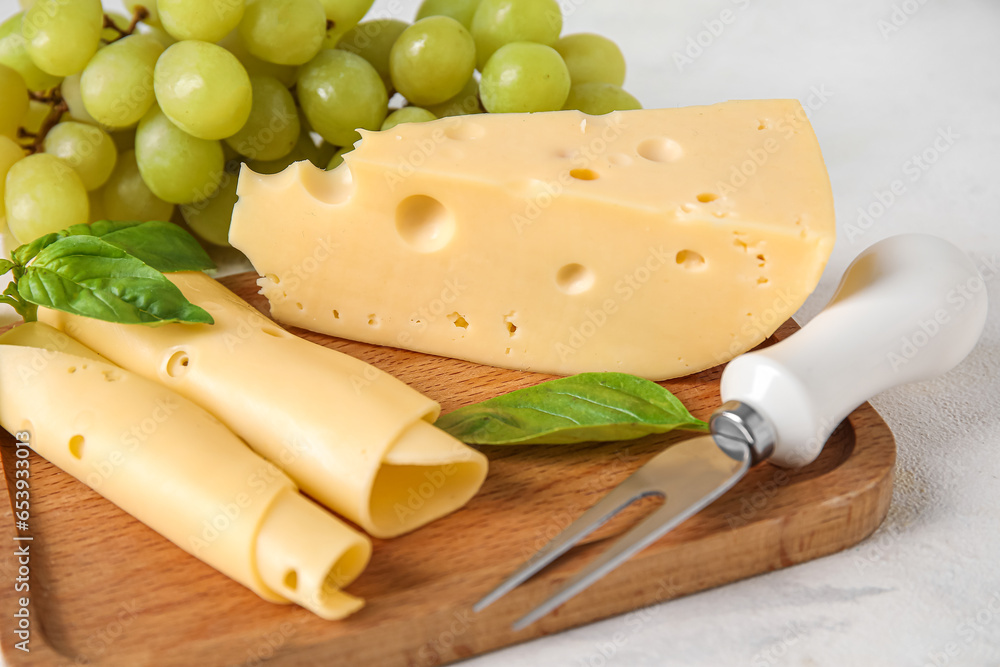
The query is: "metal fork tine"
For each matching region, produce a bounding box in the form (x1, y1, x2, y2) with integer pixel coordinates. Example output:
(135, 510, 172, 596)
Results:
(473, 476, 662, 613)
(510, 438, 751, 630)
(511, 474, 734, 630)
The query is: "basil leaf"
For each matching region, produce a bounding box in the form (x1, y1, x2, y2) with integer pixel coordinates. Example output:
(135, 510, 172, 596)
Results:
(11, 232, 60, 265)
(17, 236, 214, 326)
(0, 259, 13, 275)
(61, 220, 216, 273)
(435, 372, 708, 445)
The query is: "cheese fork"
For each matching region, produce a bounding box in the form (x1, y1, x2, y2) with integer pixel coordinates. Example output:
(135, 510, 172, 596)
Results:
(474, 234, 989, 630)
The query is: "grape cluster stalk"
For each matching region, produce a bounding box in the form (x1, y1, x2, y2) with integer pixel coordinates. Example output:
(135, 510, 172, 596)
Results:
(0, 0, 640, 249)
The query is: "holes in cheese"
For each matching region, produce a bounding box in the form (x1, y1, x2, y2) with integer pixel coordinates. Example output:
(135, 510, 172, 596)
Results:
(164, 350, 191, 379)
(261, 326, 284, 337)
(570, 168, 600, 181)
(284, 570, 298, 591)
(39, 273, 489, 539)
(68, 434, 85, 459)
(675, 250, 706, 270)
(230, 103, 835, 380)
(637, 136, 683, 162)
(0, 323, 372, 621)
(395, 194, 456, 253)
(449, 312, 469, 329)
(504, 312, 518, 337)
(556, 263, 595, 295)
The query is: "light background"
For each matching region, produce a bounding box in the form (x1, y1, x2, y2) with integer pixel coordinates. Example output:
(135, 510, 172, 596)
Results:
(1, 0, 999, 665)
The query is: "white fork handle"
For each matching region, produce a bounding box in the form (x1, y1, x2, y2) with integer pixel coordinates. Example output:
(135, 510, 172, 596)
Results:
(721, 234, 989, 467)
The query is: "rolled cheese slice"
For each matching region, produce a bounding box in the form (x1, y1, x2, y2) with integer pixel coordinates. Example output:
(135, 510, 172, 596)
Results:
(230, 101, 836, 380)
(0, 322, 371, 620)
(40, 272, 489, 539)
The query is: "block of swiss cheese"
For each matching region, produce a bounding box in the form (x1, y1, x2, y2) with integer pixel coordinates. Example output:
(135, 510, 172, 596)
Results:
(231, 101, 835, 380)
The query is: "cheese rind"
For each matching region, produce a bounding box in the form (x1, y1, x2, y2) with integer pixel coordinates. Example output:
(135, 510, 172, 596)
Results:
(231, 101, 835, 379)
(0, 323, 370, 619)
(39, 272, 489, 538)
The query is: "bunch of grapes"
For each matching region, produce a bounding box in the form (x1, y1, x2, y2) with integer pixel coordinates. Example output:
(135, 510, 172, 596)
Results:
(0, 0, 640, 249)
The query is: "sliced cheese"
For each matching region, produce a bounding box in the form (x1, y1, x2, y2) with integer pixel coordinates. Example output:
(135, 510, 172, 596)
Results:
(230, 100, 836, 380)
(0, 322, 370, 620)
(40, 272, 489, 539)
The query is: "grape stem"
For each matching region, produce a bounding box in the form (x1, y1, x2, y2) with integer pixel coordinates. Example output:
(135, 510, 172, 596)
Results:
(103, 7, 149, 43)
(18, 89, 68, 155)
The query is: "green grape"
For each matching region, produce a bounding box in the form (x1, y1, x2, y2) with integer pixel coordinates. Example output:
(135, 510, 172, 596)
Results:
(562, 82, 641, 115)
(216, 30, 296, 88)
(390, 17, 475, 106)
(18, 0, 37, 9)
(5, 153, 89, 243)
(297, 49, 387, 146)
(224, 75, 299, 161)
(381, 107, 436, 130)
(0, 14, 62, 91)
(135, 106, 224, 204)
(325, 145, 351, 170)
(159, 0, 245, 43)
(125, 0, 162, 28)
(143, 26, 177, 49)
(81, 34, 164, 128)
(554, 33, 625, 86)
(20, 99, 49, 135)
(60, 73, 98, 125)
(480, 42, 569, 113)
(337, 19, 408, 92)
(425, 75, 482, 117)
(154, 41, 252, 140)
(102, 12, 132, 43)
(320, 0, 374, 48)
(417, 0, 481, 29)
(238, 0, 326, 66)
(315, 140, 338, 166)
(101, 148, 174, 220)
(247, 131, 322, 174)
(23, 0, 103, 76)
(471, 0, 562, 70)
(180, 173, 238, 246)
(0, 64, 29, 138)
(0, 136, 26, 214)
(42, 121, 118, 191)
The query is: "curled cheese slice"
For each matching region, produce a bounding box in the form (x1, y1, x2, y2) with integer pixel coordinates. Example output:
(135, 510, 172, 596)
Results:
(0, 322, 371, 620)
(40, 271, 489, 538)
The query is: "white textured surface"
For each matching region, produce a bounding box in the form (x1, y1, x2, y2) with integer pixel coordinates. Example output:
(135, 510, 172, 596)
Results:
(1, 0, 998, 665)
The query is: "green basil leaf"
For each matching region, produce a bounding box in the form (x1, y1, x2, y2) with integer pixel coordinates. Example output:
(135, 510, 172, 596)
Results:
(11, 232, 61, 265)
(17, 236, 214, 326)
(435, 372, 708, 445)
(0, 259, 13, 275)
(63, 220, 216, 273)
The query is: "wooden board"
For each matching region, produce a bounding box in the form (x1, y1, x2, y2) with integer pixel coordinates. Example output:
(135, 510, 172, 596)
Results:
(0, 272, 895, 666)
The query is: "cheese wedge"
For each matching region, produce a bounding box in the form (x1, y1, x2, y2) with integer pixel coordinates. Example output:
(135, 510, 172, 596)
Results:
(230, 101, 835, 379)
(0, 322, 371, 620)
(40, 272, 489, 539)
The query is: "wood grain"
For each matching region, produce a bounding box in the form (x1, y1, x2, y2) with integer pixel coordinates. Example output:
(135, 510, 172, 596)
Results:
(0, 272, 896, 667)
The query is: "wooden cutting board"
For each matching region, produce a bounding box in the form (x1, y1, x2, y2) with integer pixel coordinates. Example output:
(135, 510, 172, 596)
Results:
(0, 272, 895, 667)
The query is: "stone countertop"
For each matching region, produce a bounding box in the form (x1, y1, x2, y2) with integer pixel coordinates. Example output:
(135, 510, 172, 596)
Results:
(1, 0, 998, 665)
